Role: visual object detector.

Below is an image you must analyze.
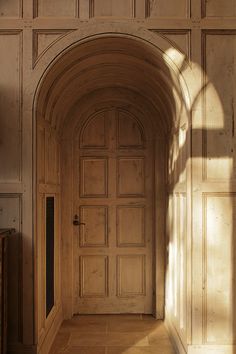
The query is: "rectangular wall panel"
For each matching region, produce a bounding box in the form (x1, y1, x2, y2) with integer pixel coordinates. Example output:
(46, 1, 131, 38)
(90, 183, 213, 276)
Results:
(35, 0, 76, 17)
(92, 0, 135, 17)
(203, 33, 236, 181)
(0, 0, 22, 17)
(0, 32, 22, 182)
(203, 194, 236, 344)
(147, 0, 189, 18)
(203, 0, 236, 17)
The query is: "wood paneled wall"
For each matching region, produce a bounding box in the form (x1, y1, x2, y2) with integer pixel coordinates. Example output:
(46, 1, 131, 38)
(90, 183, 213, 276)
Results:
(190, 30, 236, 352)
(36, 122, 62, 353)
(0, 1, 235, 354)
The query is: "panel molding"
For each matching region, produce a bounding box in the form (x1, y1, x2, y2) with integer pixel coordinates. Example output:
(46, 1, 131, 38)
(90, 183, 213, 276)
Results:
(33, 0, 77, 18)
(0, 30, 23, 183)
(202, 30, 236, 183)
(117, 157, 145, 197)
(0, 0, 23, 18)
(202, 192, 236, 344)
(89, 0, 135, 18)
(202, 0, 236, 19)
(80, 157, 108, 198)
(89, 0, 94, 17)
(80, 255, 109, 297)
(116, 205, 145, 247)
(32, 29, 72, 67)
(117, 109, 145, 150)
(117, 255, 146, 297)
(145, 0, 190, 18)
(151, 29, 191, 60)
(80, 111, 108, 149)
(79, 205, 108, 247)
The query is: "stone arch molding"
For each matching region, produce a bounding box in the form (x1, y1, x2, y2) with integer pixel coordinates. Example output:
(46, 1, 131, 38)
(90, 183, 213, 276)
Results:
(33, 21, 195, 131)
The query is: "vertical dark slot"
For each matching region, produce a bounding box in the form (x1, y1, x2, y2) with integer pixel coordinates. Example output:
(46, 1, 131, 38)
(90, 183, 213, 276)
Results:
(46, 196, 54, 317)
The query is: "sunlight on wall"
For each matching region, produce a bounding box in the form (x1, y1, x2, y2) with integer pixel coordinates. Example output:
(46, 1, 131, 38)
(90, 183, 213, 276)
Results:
(205, 83, 225, 129)
(163, 45, 235, 349)
(164, 47, 186, 72)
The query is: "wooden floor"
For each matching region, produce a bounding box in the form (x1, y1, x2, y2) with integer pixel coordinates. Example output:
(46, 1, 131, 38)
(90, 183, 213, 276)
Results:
(49, 315, 176, 354)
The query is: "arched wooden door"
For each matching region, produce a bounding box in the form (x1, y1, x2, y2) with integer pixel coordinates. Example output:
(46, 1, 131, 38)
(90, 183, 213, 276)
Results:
(73, 107, 154, 314)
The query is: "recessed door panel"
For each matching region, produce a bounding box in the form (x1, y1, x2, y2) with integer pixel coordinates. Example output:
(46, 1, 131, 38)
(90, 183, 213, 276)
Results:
(79, 206, 108, 247)
(80, 255, 108, 297)
(117, 111, 144, 149)
(80, 157, 108, 197)
(117, 255, 146, 297)
(117, 206, 145, 247)
(117, 157, 145, 197)
(80, 111, 108, 149)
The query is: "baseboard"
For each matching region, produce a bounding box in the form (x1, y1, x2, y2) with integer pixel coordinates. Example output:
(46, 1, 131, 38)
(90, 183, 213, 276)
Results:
(165, 314, 187, 354)
(188, 345, 236, 354)
(7, 343, 37, 354)
(37, 306, 63, 354)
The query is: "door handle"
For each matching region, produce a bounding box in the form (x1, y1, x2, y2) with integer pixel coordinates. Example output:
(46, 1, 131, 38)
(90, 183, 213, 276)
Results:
(73, 214, 86, 226)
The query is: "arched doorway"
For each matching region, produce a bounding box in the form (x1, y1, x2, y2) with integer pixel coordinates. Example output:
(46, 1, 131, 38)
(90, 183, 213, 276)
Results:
(34, 25, 191, 353)
(60, 73, 171, 317)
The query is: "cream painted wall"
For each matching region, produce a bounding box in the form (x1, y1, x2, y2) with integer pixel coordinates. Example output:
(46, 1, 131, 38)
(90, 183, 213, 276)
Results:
(0, 1, 236, 354)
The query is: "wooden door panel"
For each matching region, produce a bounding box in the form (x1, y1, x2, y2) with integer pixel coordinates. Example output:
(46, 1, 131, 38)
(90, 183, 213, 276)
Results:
(117, 206, 145, 247)
(80, 157, 108, 197)
(117, 111, 144, 149)
(80, 255, 108, 297)
(74, 107, 153, 314)
(79, 206, 108, 247)
(80, 111, 108, 149)
(117, 255, 146, 297)
(117, 157, 145, 197)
